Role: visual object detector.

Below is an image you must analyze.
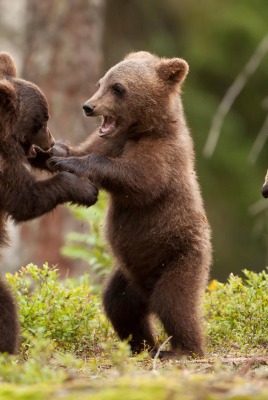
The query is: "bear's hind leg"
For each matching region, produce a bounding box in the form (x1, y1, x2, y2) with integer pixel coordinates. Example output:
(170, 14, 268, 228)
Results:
(102, 268, 155, 354)
(150, 264, 206, 358)
(0, 278, 19, 354)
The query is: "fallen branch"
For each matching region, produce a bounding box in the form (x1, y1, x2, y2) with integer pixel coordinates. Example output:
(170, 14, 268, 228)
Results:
(187, 356, 268, 364)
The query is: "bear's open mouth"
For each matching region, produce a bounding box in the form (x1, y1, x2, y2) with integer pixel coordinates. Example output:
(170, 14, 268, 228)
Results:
(99, 116, 116, 137)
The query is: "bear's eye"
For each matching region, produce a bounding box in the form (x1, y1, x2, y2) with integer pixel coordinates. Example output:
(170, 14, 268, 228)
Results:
(33, 126, 42, 135)
(32, 119, 47, 133)
(111, 83, 125, 96)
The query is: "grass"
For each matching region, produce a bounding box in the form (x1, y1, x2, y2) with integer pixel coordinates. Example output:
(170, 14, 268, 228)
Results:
(0, 264, 266, 399)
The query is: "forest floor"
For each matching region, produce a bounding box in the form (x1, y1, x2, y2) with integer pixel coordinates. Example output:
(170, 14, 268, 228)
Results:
(0, 264, 267, 399)
(0, 350, 267, 400)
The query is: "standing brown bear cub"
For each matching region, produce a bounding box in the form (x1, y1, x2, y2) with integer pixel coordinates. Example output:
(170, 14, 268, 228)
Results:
(49, 51, 212, 357)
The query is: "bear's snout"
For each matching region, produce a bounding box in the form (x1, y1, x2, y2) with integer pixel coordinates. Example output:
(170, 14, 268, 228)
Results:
(83, 103, 95, 117)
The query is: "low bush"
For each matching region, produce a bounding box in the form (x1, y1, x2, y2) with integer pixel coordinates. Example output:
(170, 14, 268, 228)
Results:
(205, 268, 268, 353)
(6, 263, 114, 356)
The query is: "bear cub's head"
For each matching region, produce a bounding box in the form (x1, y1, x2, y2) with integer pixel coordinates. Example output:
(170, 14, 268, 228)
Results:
(0, 52, 55, 157)
(83, 51, 189, 138)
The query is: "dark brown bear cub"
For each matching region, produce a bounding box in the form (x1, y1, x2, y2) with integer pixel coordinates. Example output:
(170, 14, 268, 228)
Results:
(49, 51, 212, 357)
(0, 52, 98, 354)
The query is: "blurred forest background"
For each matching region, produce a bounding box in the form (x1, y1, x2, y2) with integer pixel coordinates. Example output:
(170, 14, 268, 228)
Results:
(1, 0, 268, 281)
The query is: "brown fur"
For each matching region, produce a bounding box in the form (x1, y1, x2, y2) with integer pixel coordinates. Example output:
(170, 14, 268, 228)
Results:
(0, 52, 98, 353)
(48, 51, 212, 357)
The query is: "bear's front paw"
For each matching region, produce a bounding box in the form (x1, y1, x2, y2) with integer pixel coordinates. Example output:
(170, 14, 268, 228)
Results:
(47, 156, 78, 174)
(58, 171, 98, 207)
(74, 178, 99, 207)
(47, 156, 64, 171)
(51, 141, 70, 157)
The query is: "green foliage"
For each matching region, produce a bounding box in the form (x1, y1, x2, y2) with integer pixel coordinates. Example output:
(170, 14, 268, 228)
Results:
(205, 268, 268, 352)
(6, 264, 268, 360)
(0, 264, 266, 393)
(0, 332, 87, 385)
(6, 264, 113, 355)
(0, 336, 65, 384)
(62, 193, 112, 282)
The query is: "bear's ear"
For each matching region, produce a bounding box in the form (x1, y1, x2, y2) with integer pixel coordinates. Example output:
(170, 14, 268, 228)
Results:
(0, 80, 17, 138)
(0, 52, 17, 78)
(0, 80, 17, 113)
(156, 58, 189, 85)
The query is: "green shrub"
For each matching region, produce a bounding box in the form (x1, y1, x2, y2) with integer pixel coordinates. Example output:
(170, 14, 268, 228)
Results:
(6, 263, 114, 356)
(6, 264, 268, 357)
(205, 268, 268, 352)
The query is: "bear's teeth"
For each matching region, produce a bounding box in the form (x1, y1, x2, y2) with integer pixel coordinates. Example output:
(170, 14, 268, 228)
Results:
(99, 116, 116, 136)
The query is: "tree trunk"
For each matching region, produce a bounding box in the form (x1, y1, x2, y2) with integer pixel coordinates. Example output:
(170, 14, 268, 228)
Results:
(18, 0, 105, 275)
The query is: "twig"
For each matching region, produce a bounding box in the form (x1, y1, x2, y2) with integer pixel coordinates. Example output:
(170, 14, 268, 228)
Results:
(248, 113, 268, 163)
(187, 356, 268, 364)
(152, 336, 172, 370)
(203, 34, 268, 158)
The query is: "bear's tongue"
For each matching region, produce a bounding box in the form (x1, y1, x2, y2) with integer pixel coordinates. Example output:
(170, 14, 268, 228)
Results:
(99, 116, 116, 137)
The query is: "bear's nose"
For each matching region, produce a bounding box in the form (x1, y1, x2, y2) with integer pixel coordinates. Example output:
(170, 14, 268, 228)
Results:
(83, 103, 95, 116)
